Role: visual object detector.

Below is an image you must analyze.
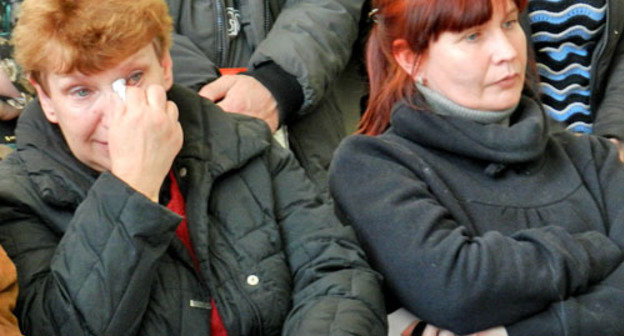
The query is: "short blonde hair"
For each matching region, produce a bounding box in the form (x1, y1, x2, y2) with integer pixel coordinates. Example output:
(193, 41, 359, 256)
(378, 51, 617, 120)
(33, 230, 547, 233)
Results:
(13, 0, 172, 87)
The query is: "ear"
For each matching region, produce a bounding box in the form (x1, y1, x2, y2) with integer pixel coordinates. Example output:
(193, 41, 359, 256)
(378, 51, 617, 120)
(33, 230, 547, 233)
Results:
(161, 51, 174, 90)
(31, 76, 59, 124)
(392, 39, 425, 80)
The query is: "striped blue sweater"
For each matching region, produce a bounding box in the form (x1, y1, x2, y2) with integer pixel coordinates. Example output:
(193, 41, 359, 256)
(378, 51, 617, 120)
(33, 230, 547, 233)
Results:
(528, 0, 606, 134)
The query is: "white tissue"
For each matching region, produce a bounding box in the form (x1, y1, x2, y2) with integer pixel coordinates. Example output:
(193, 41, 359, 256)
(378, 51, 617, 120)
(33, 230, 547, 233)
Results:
(112, 78, 126, 102)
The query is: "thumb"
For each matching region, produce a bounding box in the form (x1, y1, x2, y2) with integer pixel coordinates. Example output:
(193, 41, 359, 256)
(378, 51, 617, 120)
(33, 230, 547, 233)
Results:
(199, 75, 237, 102)
(216, 95, 241, 113)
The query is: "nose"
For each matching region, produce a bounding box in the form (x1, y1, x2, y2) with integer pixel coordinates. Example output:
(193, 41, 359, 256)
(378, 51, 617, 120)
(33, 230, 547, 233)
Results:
(95, 88, 119, 128)
(491, 30, 518, 64)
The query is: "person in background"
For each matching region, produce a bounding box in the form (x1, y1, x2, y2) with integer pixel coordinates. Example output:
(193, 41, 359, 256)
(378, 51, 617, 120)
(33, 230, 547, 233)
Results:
(0, 245, 21, 336)
(524, 0, 624, 160)
(0, 0, 386, 335)
(0, 1, 35, 159)
(165, 0, 366, 197)
(330, 0, 624, 335)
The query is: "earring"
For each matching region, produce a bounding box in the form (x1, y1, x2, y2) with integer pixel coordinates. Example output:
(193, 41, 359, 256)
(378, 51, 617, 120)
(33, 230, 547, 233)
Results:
(414, 57, 426, 85)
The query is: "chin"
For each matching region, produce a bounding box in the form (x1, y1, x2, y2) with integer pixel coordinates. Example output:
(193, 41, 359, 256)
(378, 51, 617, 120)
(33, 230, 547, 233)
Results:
(486, 92, 522, 111)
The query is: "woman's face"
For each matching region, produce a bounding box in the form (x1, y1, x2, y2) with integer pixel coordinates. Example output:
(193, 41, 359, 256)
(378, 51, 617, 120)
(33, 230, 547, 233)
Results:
(417, 0, 526, 111)
(34, 44, 173, 172)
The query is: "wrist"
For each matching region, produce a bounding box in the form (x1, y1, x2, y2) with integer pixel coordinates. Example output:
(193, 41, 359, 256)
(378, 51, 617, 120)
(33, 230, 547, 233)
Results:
(111, 168, 161, 202)
(243, 61, 303, 124)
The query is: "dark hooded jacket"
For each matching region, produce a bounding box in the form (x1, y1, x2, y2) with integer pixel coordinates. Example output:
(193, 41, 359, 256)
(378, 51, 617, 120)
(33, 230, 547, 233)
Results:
(0, 84, 386, 336)
(330, 95, 624, 336)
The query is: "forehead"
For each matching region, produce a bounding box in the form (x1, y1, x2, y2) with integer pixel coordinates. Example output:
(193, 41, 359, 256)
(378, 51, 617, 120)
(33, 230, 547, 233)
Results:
(493, 0, 517, 16)
(46, 44, 160, 88)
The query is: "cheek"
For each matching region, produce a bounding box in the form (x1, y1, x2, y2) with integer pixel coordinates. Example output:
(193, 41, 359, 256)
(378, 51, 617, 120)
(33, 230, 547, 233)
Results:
(56, 105, 102, 142)
(434, 66, 485, 98)
(428, 53, 485, 90)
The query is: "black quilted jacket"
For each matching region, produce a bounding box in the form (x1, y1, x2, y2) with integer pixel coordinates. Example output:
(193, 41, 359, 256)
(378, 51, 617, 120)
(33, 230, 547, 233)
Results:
(0, 84, 386, 336)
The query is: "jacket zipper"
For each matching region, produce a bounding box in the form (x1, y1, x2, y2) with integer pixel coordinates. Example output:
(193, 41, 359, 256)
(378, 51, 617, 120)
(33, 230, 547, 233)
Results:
(263, 0, 271, 37)
(215, 0, 227, 66)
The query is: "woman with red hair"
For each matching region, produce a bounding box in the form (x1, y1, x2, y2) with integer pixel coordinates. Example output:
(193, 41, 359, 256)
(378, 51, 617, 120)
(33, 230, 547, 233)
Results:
(330, 0, 624, 335)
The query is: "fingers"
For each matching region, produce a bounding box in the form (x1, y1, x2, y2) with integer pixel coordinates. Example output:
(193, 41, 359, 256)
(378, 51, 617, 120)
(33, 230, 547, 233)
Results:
(401, 321, 420, 336)
(422, 325, 439, 336)
(422, 324, 458, 336)
(0, 102, 20, 121)
(146, 84, 168, 111)
(199, 75, 236, 101)
(123, 84, 170, 116)
(166, 101, 179, 123)
(437, 330, 457, 336)
(608, 138, 624, 162)
(216, 96, 243, 113)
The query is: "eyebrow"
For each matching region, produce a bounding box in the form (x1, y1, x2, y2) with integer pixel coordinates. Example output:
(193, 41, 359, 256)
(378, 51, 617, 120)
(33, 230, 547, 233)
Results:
(57, 75, 91, 93)
(506, 8, 519, 16)
(118, 54, 151, 73)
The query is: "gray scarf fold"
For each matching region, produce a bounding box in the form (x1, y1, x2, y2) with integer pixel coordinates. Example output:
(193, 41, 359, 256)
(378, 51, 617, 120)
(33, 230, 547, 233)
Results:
(417, 83, 517, 126)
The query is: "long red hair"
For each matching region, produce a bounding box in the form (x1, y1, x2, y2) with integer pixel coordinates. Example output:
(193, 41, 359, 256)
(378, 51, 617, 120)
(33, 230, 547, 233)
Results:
(359, 0, 528, 136)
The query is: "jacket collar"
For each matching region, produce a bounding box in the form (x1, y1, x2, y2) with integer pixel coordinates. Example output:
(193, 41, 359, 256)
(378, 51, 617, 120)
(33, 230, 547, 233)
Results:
(167, 85, 271, 176)
(15, 97, 96, 207)
(15, 84, 271, 207)
(389, 95, 549, 165)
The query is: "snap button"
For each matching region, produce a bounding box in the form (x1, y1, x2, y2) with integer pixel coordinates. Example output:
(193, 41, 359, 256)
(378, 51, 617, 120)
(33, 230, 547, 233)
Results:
(246, 275, 259, 286)
(179, 167, 188, 177)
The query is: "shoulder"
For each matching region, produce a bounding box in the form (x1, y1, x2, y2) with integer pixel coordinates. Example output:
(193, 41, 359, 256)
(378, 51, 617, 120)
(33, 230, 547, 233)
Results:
(332, 132, 419, 175)
(550, 130, 621, 172)
(169, 84, 272, 161)
(0, 154, 50, 225)
(0, 154, 38, 200)
(329, 131, 425, 202)
(169, 84, 269, 135)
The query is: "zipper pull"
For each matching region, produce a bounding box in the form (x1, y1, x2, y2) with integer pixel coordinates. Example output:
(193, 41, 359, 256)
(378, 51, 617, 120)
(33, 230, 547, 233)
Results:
(226, 7, 241, 39)
(189, 299, 212, 310)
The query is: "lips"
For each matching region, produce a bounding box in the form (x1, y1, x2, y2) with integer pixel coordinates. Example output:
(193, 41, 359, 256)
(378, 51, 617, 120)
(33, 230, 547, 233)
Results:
(93, 140, 109, 147)
(493, 73, 520, 88)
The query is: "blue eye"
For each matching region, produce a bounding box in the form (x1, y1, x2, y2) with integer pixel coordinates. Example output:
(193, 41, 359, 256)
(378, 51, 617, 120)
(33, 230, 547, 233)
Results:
(465, 32, 480, 41)
(503, 19, 517, 29)
(127, 71, 144, 86)
(71, 88, 91, 98)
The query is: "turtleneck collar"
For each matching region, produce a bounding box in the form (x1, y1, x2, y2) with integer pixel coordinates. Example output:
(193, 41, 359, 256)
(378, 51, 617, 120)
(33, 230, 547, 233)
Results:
(389, 94, 549, 166)
(417, 83, 517, 126)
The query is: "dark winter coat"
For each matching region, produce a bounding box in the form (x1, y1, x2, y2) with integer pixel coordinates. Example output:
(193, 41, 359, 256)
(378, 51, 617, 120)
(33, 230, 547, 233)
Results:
(330, 95, 624, 336)
(0, 84, 386, 336)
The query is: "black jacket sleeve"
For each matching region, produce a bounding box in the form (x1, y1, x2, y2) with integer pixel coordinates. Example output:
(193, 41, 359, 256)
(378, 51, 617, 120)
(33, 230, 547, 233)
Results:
(268, 142, 387, 335)
(169, 33, 221, 91)
(505, 135, 624, 336)
(593, 25, 624, 140)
